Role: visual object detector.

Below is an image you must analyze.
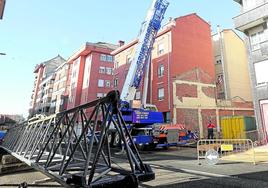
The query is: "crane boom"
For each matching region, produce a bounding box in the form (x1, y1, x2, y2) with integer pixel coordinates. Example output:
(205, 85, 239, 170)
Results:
(120, 0, 169, 103)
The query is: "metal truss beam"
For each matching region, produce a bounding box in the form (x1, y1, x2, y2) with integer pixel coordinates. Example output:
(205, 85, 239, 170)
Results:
(1, 90, 154, 187)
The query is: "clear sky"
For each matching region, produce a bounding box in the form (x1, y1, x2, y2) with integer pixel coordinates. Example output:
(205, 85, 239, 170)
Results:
(0, 0, 241, 118)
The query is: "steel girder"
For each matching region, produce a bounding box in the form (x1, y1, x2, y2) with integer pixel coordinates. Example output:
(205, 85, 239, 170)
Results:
(1, 90, 154, 187)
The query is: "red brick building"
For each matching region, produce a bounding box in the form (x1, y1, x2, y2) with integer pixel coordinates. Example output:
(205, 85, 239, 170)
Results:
(67, 42, 118, 110)
(113, 14, 215, 122)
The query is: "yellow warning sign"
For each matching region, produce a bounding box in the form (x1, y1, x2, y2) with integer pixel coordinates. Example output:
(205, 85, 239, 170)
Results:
(221, 144, 233, 151)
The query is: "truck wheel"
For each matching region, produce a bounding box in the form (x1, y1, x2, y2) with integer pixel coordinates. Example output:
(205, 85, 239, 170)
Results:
(136, 144, 145, 151)
(113, 132, 121, 147)
(148, 143, 157, 150)
(108, 133, 114, 147)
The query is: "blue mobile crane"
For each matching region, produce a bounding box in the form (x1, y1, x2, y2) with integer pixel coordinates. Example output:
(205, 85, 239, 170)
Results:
(110, 0, 170, 150)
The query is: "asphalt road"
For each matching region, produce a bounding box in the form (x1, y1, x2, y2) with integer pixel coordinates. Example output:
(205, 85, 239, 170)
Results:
(1, 147, 268, 188)
(139, 147, 268, 188)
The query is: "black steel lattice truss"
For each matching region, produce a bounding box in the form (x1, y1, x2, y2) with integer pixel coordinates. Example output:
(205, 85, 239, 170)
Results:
(1, 91, 154, 187)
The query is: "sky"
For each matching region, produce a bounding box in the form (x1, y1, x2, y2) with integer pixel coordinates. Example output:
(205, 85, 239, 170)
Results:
(0, 0, 241, 118)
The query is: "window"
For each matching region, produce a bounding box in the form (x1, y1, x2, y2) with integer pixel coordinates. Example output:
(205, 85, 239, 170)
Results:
(73, 58, 79, 66)
(216, 74, 224, 85)
(114, 78, 118, 87)
(72, 70, 77, 78)
(216, 60, 222, 64)
(250, 31, 265, 51)
(114, 61, 119, 69)
(254, 60, 268, 85)
(135, 91, 141, 100)
(100, 54, 106, 61)
(105, 80, 111, 87)
(71, 82, 75, 89)
(100, 54, 113, 62)
(99, 66, 105, 74)
(106, 67, 112, 75)
(158, 43, 164, 55)
(158, 88, 164, 100)
(126, 54, 132, 64)
(97, 93, 104, 99)
(98, 79, 104, 87)
(158, 64, 164, 77)
(107, 55, 113, 62)
(86, 78, 89, 87)
(69, 96, 74, 103)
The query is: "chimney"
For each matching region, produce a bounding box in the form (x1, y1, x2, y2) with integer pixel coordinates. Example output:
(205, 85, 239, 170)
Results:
(118, 40, 125, 47)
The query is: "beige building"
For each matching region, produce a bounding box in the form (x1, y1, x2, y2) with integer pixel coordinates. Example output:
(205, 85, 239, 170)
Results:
(212, 29, 252, 102)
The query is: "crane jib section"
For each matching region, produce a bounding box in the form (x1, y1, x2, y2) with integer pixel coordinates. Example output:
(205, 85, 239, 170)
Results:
(120, 0, 169, 102)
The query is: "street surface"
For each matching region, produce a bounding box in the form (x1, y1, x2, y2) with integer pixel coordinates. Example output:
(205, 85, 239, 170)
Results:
(1, 147, 268, 188)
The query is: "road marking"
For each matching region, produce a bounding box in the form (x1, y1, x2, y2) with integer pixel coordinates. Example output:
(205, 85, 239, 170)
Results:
(150, 163, 232, 178)
(179, 168, 231, 178)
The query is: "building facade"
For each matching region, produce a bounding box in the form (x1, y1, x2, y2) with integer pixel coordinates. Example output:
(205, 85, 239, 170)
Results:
(67, 42, 118, 110)
(29, 55, 66, 117)
(233, 0, 268, 143)
(212, 29, 252, 101)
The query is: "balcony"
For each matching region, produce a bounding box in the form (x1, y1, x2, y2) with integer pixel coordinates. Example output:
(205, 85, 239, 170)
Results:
(233, 2, 268, 32)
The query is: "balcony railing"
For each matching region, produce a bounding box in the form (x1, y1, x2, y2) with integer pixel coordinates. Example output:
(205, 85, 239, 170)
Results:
(233, 2, 268, 32)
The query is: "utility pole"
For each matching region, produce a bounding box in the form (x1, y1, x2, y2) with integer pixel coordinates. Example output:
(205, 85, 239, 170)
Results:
(0, 0, 6, 20)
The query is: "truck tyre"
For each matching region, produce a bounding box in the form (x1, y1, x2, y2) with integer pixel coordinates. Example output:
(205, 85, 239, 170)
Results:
(108, 133, 114, 147)
(136, 144, 145, 151)
(113, 132, 121, 147)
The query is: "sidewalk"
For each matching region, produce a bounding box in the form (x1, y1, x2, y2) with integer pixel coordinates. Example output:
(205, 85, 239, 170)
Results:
(222, 144, 268, 164)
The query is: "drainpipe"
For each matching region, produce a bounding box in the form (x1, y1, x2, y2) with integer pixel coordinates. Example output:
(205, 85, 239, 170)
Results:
(167, 32, 171, 119)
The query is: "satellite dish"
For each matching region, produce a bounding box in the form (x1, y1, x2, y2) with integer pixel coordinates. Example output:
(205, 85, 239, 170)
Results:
(205, 149, 219, 165)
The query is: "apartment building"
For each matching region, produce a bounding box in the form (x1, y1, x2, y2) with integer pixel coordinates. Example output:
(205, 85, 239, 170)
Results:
(67, 42, 118, 110)
(212, 29, 252, 101)
(50, 62, 69, 114)
(233, 0, 268, 143)
(29, 55, 66, 117)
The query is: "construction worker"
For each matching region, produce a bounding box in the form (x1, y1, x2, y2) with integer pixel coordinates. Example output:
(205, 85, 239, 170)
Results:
(207, 120, 215, 139)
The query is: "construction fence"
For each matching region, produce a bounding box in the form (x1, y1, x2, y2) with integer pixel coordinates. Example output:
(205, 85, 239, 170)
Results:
(197, 139, 255, 165)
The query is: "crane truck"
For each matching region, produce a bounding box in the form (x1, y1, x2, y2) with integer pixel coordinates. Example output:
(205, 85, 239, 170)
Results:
(109, 0, 170, 150)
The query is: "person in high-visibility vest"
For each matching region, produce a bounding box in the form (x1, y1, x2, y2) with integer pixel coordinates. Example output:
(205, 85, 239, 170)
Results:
(207, 120, 215, 139)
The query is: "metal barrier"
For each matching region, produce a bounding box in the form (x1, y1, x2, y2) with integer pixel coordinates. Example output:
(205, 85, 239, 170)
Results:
(197, 139, 255, 165)
(1, 90, 155, 188)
